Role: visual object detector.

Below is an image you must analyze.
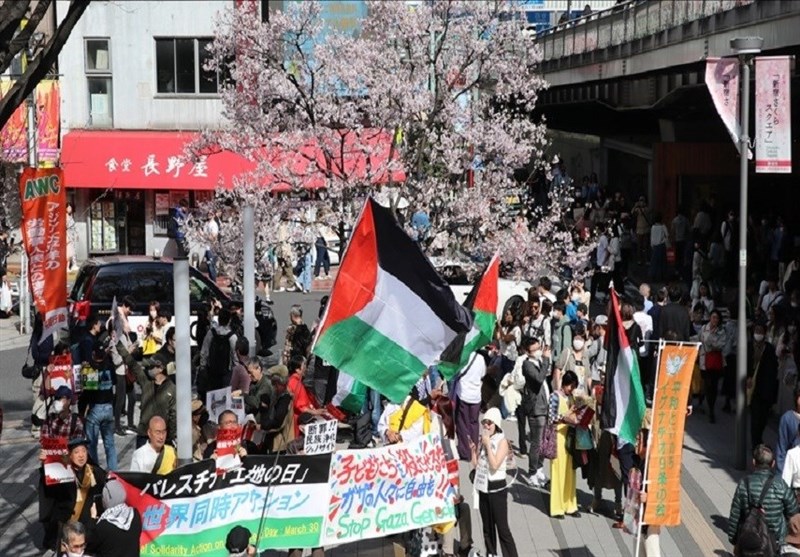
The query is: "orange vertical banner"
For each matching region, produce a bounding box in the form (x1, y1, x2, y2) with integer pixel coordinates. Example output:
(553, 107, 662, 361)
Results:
(19, 167, 68, 341)
(643, 343, 700, 526)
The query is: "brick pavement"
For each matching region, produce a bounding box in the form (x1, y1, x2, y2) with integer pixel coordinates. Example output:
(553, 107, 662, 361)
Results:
(0, 398, 756, 557)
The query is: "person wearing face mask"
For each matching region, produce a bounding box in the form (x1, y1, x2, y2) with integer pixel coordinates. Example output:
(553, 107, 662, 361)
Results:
(133, 354, 176, 447)
(39, 438, 107, 552)
(748, 324, 780, 447)
(85, 479, 142, 557)
(553, 323, 590, 393)
(518, 336, 552, 488)
(59, 520, 88, 557)
(42, 386, 85, 440)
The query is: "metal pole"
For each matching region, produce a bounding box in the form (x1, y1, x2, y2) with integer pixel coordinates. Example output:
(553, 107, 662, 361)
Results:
(173, 256, 192, 466)
(243, 205, 256, 357)
(20, 93, 38, 335)
(734, 55, 751, 471)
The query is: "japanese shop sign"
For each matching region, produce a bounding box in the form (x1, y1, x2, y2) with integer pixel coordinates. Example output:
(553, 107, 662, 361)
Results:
(19, 167, 68, 342)
(41, 436, 75, 486)
(755, 56, 792, 174)
(644, 344, 699, 526)
(115, 455, 331, 554)
(303, 419, 338, 455)
(705, 58, 744, 155)
(322, 432, 456, 545)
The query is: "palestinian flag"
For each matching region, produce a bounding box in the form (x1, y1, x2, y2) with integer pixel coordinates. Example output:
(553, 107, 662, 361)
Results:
(437, 254, 499, 379)
(600, 287, 646, 445)
(312, 198, 473, 403)
(328, 372, 368, 415)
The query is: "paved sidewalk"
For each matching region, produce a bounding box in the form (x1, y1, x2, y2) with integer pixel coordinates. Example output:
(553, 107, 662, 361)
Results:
(0, 397, 754, 557)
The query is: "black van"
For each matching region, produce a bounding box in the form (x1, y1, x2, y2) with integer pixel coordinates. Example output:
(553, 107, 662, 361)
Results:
(68, 256, 230, 345)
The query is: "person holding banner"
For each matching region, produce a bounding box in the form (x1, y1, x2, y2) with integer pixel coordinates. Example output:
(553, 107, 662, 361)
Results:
(85, 479, 142, 557)
(470, 407, 518, 557)
(38, 438, 108, 552)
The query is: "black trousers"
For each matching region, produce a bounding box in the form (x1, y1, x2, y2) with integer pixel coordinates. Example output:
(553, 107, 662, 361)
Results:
(516, 406, 528, 454)
(751, 398, 772, 448)
(478, 485, 518, 557)
(701, 370, 722, 414)
(114, 374, 135, 429)
(618, 443, 635, 497)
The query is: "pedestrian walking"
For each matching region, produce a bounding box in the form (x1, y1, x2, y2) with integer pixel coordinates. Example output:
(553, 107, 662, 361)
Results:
(83, 342, 118, 471)
(454, 351, 486, 461)
(699, 310, 727, 423)
(314, 226, 331, 279)
(748, 323, 779, 447)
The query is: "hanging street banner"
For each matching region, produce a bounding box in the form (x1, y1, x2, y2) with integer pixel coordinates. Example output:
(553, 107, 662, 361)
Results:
(0, 79, 60, 163)
(755, 56, 793, 174)
(116, 455, 331, 555)
(644, 343, 700, 526)
(705, 58, 746, 157)
(19, 167, 68, 342)
(322, 432, 456, 545)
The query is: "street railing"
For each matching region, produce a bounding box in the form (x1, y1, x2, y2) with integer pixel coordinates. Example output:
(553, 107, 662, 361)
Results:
(537, 0, 756, 62)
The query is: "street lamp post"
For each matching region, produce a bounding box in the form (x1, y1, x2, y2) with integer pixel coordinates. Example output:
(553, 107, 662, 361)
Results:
(731, 36, 762, 471)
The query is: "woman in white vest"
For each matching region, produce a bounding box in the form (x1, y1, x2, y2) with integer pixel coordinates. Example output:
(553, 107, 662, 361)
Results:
(470, 407, 518, 557)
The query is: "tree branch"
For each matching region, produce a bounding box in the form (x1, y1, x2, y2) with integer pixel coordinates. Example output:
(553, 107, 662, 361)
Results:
(0, 0, 90, 130)
(0, 0, 51, 73)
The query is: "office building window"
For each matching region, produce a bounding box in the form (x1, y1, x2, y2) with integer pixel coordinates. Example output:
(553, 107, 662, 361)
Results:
(155, 37, 224, 94)
(85, 38, 112, 127)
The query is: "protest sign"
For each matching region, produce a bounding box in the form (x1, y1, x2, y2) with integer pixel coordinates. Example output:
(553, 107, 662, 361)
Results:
(42, 436, 75, 485)
(231, 395, 246, 424)
(206, 387, 232, 424)
(303, 419, 338, 455)
(116, 455, 331, 555)
(215, 426, 243, 474)
(47, 354, 73, 394)
(322, 432, 456, 545)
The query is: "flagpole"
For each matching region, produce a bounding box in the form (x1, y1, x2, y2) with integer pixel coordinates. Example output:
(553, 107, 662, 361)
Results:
(634, 338, 665, 557)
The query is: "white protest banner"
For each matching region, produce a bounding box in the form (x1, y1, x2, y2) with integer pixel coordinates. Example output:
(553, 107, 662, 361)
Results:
(756, 56, 792, 173)
(42, 436, 75, 485)
(206, 387, 232, 424)
(303, 419, 338, 455)
(706, 58, 745, 155)
(322, 432, 456, 545)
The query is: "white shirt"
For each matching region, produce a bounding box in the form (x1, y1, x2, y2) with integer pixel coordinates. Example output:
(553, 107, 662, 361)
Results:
(596, 234, 609, 267)
(455, 353, 486, 404)
(783, 445, 800, 488)
(130, 443, 160, 473)
(203, 219, 219, 252)
(650, 224, 669, 247)
(499, 326, 521, 360)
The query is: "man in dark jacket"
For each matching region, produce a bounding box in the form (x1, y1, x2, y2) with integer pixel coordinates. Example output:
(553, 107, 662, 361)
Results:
(653, 284, 691, 341)
(727, 444, 798, 551)
(134, 354, 176, 446)
(519, 336, 552, 489)
(233, 357, 272, 423)
(749, 323, 780, 447)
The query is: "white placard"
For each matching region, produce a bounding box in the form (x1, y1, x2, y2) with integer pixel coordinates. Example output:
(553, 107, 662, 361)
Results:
(303, 419, 338, 455)
(206, 387, 232, 425)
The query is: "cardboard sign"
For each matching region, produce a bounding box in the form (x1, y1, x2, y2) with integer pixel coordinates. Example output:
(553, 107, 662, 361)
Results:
(41, 435, 75, 485)
(303, 419, 338, 455)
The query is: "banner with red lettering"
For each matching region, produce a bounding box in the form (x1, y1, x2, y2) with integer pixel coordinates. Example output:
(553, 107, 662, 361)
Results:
(42, 435, 75, 485)
(705, 58, 744, 155)
(214, 426, 242, 474)
(19, 167, 68, 342)
(755, 56, 792, 174)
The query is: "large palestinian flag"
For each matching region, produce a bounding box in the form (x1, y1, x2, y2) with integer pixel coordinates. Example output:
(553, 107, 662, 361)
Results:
(600, 287, 646, 445)
(312, 198, 473, 403)
(437, 254, 499, 379)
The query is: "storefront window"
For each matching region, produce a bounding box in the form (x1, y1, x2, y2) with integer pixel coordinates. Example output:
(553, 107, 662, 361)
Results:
(89, 199, 118, 252)
(153, 190, 207, 236)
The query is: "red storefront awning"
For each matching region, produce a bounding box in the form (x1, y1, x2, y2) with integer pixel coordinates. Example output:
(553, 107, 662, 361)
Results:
(60, 130, 405, 191)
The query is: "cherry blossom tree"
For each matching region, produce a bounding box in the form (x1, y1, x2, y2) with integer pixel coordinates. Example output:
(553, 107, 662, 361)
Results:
(188, 0, 596, 281)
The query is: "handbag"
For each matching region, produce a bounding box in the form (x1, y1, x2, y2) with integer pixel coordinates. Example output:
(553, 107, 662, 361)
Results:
(539, 419, 557, 460)
(575, 427, 594, 450)
(705, 350, 724, 371)
(20, 345, 40, 380)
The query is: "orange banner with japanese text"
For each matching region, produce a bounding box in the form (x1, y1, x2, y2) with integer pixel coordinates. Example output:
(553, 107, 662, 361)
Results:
(644, 343, 700, 526)
(19, 167, 68, 342)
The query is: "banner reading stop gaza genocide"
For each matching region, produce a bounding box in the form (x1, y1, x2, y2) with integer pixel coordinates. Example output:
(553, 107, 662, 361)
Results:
(115, 433, 454, 555)
(19, 167, 68, 341)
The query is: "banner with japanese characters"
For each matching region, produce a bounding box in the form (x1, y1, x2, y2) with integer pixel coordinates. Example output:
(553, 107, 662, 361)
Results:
(115, 455, 331, 555)
(214, 426, 242, 474)
(755, 56, 792, 174)
(0, 79, 60, 163)
(322, 432, 456, 545)
(644, 343, 699, 526)
(705, 58, 742, 154)
(41, 436, 75, 486)
(19, 167, 68, 342)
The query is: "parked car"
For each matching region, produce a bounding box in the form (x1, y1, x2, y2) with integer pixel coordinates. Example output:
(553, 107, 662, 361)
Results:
(68, 256, 238, 346)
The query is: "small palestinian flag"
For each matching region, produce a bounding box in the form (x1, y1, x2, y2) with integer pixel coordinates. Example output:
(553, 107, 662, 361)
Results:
(312, 198, 472, 403)
(437, 254, 499, 379)
(600, 287, 646, 445)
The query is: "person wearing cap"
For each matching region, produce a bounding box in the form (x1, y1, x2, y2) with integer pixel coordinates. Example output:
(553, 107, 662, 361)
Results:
(42, 385, 85, 441)
(39, 437, 107, 551)
(226, 525, 256, 556)
(85, 479, 142, 557)
(469, 407, 518, 557)
(130, 415, 176, 474)
(134, 352, 176, 446)
(259, 373, 295, 452)
(83, 342, 118, 471)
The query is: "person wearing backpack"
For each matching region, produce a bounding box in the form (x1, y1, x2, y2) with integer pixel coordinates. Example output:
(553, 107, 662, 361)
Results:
(198, 308, 238, 398)
(727, 444, 798, 556)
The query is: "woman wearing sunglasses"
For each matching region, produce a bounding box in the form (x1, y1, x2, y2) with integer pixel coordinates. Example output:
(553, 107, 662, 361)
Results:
(470, 407, 518, 557)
